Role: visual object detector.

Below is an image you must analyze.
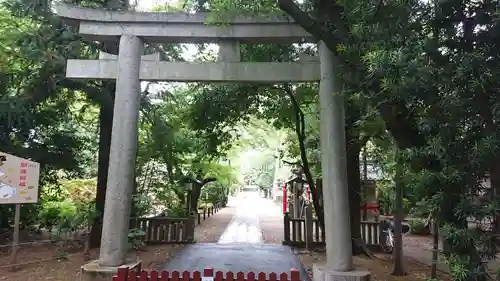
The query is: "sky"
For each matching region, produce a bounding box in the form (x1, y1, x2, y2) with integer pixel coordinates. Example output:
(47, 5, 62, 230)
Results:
(135, 0, 166, 11)
(133, 0, 215, 94)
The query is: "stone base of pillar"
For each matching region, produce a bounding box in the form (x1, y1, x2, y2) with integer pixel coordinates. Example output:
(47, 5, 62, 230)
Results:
(312, 263, 371, 281)
(80, 259, 142, 281)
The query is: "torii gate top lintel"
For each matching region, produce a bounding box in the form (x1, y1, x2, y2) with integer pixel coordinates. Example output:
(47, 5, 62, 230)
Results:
(56, 3, 320, 83)
(54, 3, 314, 44)
(56, 3, 296, 24)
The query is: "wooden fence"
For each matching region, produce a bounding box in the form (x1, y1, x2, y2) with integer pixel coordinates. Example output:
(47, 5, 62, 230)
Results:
(130, 202, 223, 244)
(282, 210, 383, 249)
(113, 267, 301, 281)
(196, 202, 222, 225)
(283, 215, 325, 248)
(129, 217, 195, 244)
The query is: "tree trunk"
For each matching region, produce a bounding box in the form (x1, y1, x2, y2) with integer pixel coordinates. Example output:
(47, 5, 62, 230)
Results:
(346, 144, 362, 255)
(284, 86, 325, 231)
(166, 148, 175, 183)
(190, 184, 202, 213)
(392, 148, 407, 276)
(431, 218, 439, 279)
(90, 83, 115, 248)
(362, 146, 368, 221)
(189, 178, 217, 213)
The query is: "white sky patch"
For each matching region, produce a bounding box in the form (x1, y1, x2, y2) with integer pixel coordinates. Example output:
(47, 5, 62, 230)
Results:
(135, 0, 168, 11)
(132, 0, 307, 95)
(133, 0, 222, 94)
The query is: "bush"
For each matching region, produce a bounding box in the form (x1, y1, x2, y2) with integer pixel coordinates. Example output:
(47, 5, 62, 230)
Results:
(38, 200, 77, 231)
(128, 228, 146, 250)
(38, 199, 96, 235)
(160, 205, 187, 218)
(61, 179, 97, 203)
(408, 219, 429, 235)
(198, 202, 213, 209)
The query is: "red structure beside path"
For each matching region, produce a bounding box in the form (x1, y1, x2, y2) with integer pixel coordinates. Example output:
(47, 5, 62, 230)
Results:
(360, 203, 380, 214)
(113, 267, 302, 281)
(282, 183, 287, 213)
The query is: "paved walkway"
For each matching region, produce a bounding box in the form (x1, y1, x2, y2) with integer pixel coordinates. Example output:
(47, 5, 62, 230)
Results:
(162, 193, 310, 280)
(218, 193, 262, 244)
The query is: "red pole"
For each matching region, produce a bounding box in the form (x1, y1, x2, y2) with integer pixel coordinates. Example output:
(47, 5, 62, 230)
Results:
(283, 183, 287, 213)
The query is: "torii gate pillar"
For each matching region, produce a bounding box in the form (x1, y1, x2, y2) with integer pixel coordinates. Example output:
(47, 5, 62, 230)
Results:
(313, 42, 370, 281)
(99, 35, 143, 266)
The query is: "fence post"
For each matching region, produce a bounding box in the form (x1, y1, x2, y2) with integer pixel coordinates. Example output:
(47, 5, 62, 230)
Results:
(186, 213, 196, 242)
(290, 268, 300, 281)
(284, 212, 291, 243)
(198, 212, 201, 224)
(203, 208, 206, 220)
(304, 204, 313, 250)
(83, 232, 90, 261)
(378, 220, 387, 246)
(203, 267, 214, 281)
(113, 267, 129, 281)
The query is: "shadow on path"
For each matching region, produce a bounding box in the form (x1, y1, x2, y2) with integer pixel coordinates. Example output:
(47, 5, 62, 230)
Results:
(161, 193, 311, 280)
(161, 243, 310, 279)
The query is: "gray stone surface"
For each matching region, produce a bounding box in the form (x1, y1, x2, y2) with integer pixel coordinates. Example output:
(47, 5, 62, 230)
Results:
(99, 35, 143, 267)
(78, 22, 311, 44)
(54, 4, 313, 44)
(318, 41, 353, 271)
(55, 3, 297, 23)
(313, 263, 370, 281)
(99, 51, 160, 61)
(162, 243, 310, 280)
(65, 60, 320, 82)
(80, 259, 141, 281)
(218, 40, 241, 62)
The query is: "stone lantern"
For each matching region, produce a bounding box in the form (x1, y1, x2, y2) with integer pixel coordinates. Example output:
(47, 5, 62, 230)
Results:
(181, 178, 194, 215)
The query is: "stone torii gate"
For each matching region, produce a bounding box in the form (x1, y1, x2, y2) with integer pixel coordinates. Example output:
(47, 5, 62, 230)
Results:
(56, 4, 369, 281)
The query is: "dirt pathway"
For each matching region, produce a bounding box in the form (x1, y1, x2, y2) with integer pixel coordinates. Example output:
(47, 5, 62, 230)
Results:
(257, 198, 283, 244)
(0, 205, 236, 281)
(195, 204, 237, 243)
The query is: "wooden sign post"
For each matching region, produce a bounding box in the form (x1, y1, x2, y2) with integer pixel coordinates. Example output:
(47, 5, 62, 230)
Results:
(11, 203, 21, 270)
(0, 152, 40, 271)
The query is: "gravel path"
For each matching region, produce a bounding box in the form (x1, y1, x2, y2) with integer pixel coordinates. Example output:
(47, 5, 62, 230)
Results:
(257, 198, 284, 244)
(195, 204, 237, 243)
